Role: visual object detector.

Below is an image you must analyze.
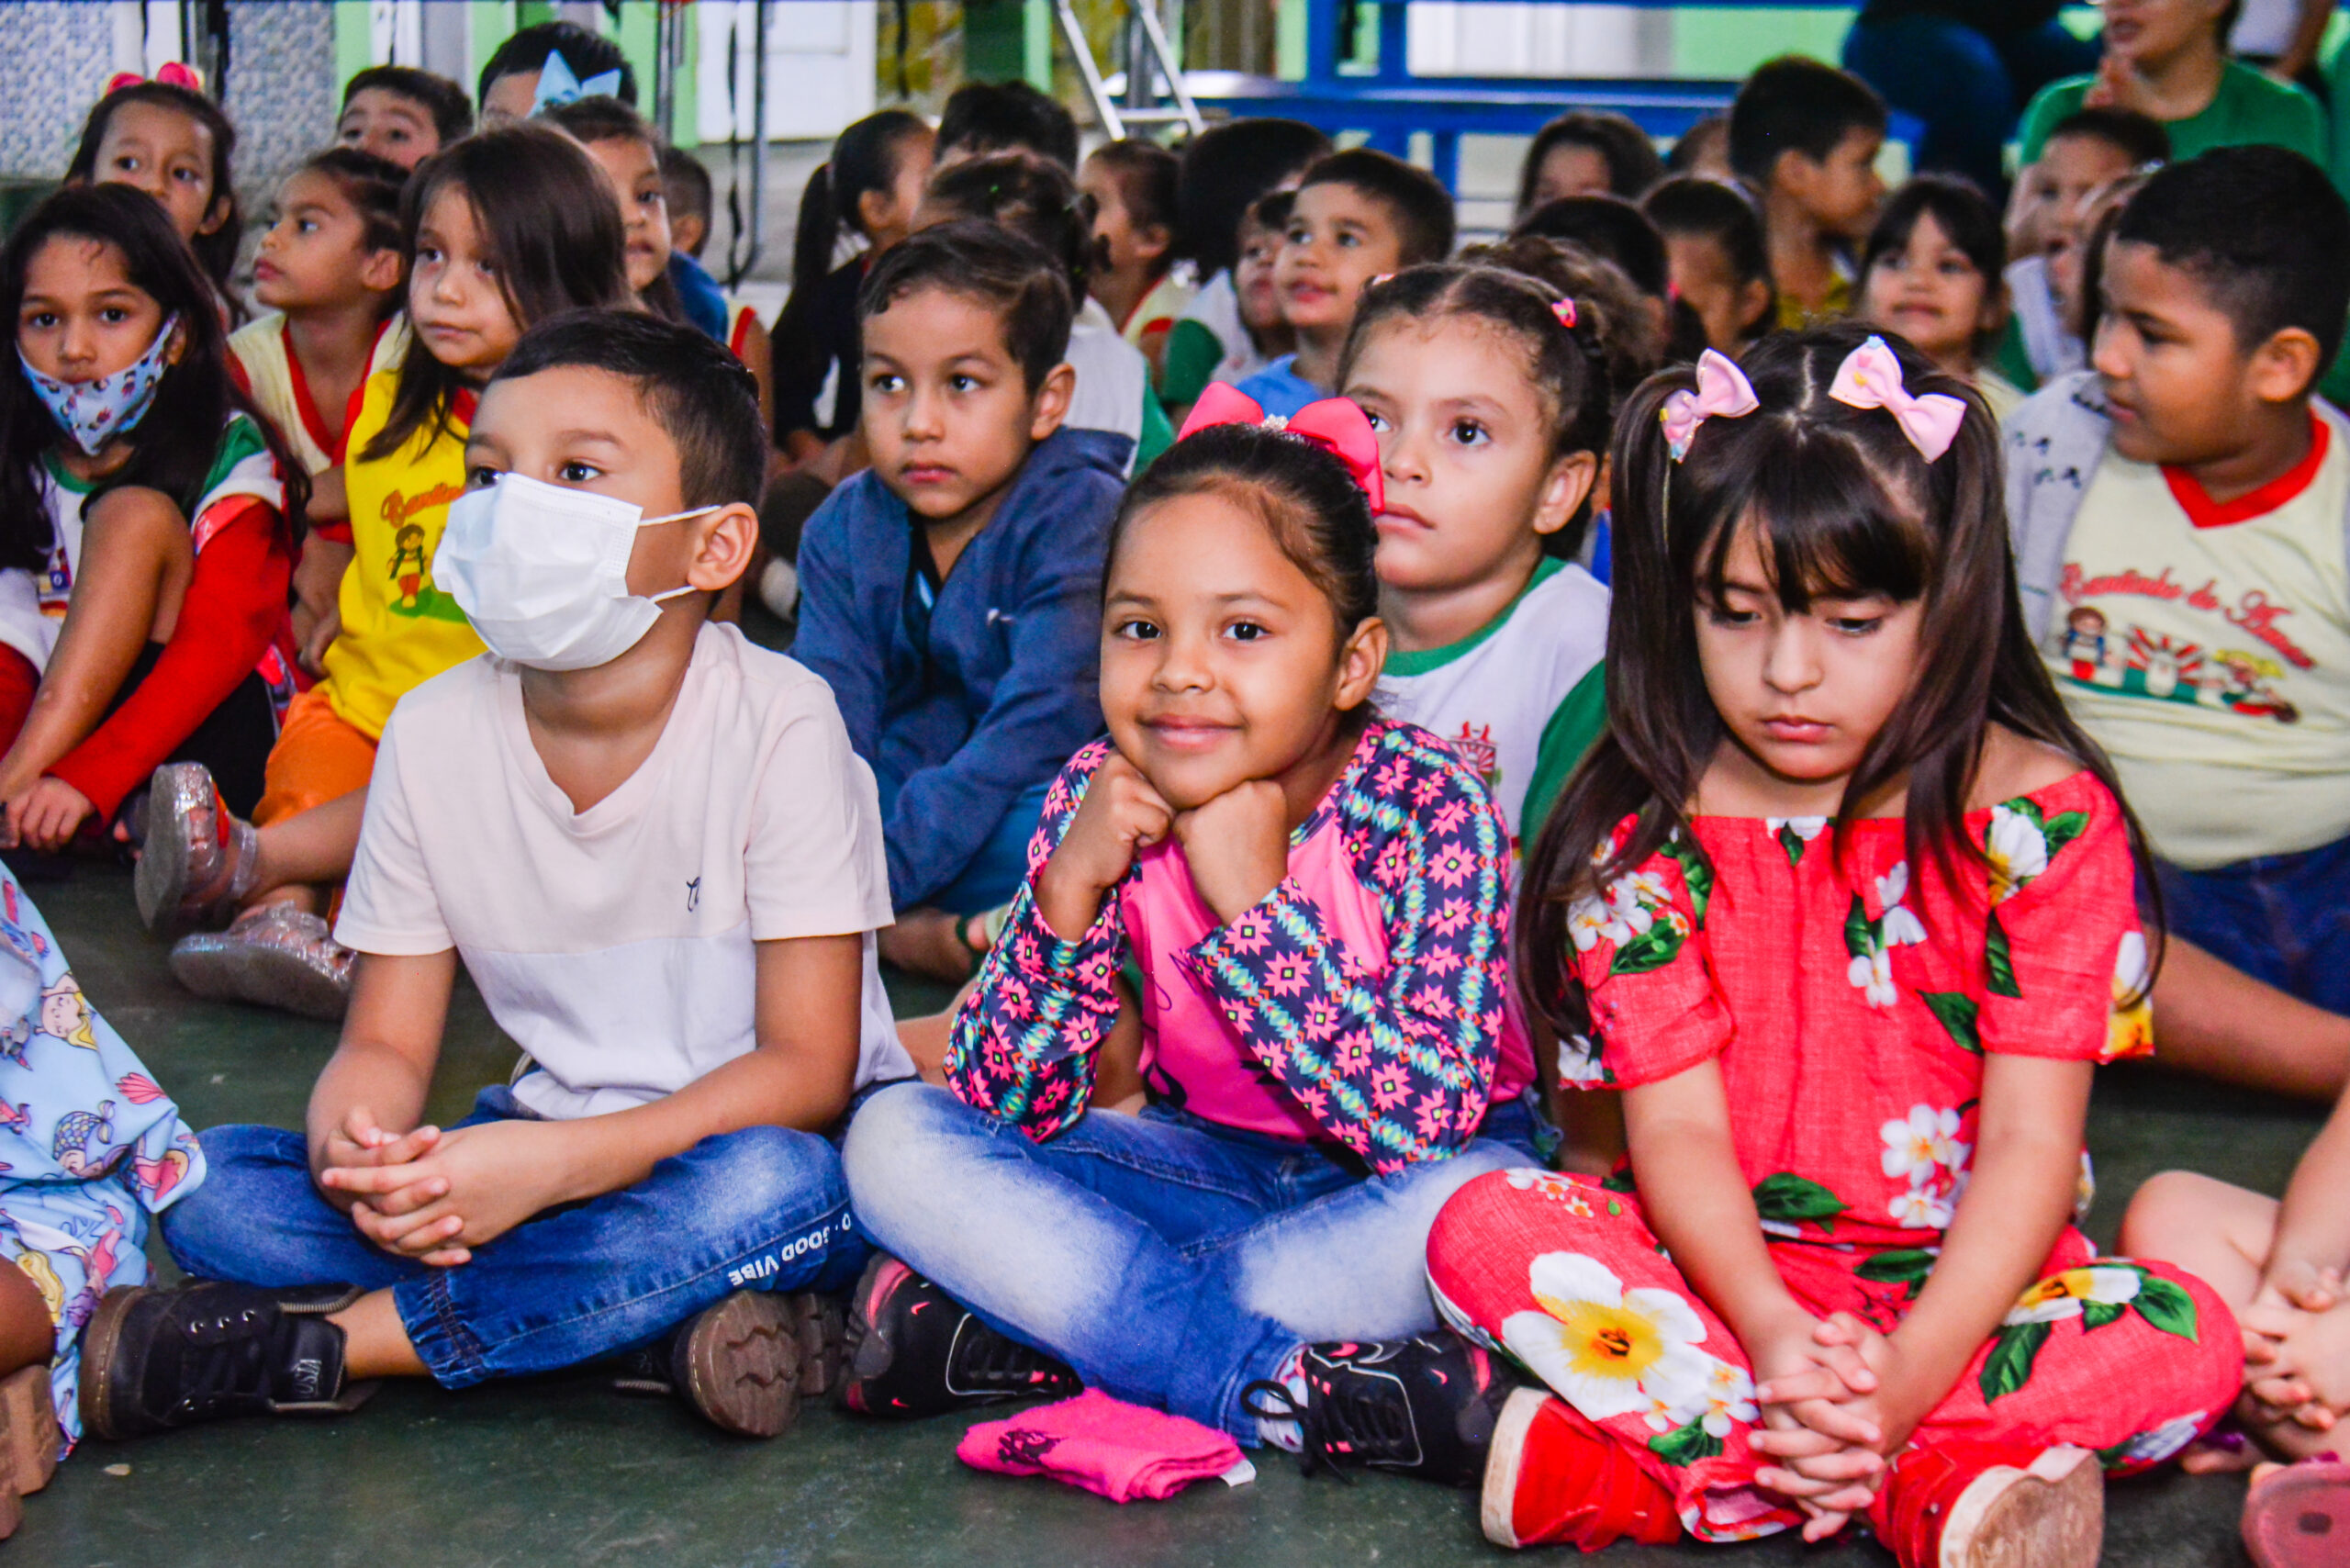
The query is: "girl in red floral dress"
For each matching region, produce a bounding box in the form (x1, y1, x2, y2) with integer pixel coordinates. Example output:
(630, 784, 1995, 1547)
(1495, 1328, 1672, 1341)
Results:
(1424, 326, 2244, 1567)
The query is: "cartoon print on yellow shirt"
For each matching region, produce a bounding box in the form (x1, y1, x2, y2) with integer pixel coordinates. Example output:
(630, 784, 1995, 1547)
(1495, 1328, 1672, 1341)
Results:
(2052, 564, 2306, 723)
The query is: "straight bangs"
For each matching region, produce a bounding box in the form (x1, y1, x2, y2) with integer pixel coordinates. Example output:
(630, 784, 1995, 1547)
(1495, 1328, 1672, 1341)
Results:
(1689, 423, 1938, 617)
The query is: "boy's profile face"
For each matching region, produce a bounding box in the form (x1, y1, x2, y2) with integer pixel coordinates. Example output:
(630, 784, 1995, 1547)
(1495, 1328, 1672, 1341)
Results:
(1276, 182, 1407, 336)
(337, 87, 441, 171)
(860, 284, 1072, 527)
(464, 364, 744, 602)
(2091, 240, 2309, 468)
(1778, 127, 1885, 238)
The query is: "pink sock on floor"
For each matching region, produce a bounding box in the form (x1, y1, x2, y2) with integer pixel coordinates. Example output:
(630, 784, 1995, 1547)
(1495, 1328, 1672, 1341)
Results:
(957, 1389, 1247, 1503)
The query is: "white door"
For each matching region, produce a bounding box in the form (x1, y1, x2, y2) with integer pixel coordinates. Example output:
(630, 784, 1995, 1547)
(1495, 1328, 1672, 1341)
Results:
(1405, 4, 1669, 78)
(698, 0, 877, 143)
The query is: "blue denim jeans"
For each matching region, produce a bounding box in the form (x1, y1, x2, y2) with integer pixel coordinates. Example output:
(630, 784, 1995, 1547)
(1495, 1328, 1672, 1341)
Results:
(2157, 833, 2350, 1014)
(162, 1087, 872, 1388)
(928, 780, 1053, 916)
(841, 1082, 1546, 1441)
(1843, 14, 2100, 196)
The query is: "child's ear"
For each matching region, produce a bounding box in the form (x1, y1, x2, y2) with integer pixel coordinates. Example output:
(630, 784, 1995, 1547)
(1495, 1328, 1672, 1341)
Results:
(856, 185, 900, 239)
(1737, 277, 1774, 339)
(1027, 361, 1077, 441)
(685, 502, 761, 594)
(1771, 149, 1814, 201)
(162, 319, 189, 368)
(1531, 450, 1600, 537)
(1134, 222, 1172, 268)
(2250, 327, 2323, 405)
(360, 247, 403, 295)
(197, 194, 230, 238)
(1334, 614, 1389, 712)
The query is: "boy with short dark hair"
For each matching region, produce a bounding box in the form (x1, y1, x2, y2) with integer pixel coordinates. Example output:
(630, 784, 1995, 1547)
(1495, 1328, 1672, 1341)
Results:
(792, 221, 1122, 977)
(935, 79, 1080, 171)
(1728, 55, 1888, 329)
(1237, 148, 1457, 418)
(2007, 145, 2350, 1031)
(336, 64, 473, 170)
(477, 19, 636, 121)
(84, 312, 902, 1443)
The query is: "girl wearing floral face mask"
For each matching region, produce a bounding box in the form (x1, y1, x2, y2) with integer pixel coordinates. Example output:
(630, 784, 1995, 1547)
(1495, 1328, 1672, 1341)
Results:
(0, 185, 307, 857)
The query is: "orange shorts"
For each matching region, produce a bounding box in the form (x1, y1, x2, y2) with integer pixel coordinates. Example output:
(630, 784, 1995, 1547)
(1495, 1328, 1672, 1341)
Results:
(253, 685, 378, 827)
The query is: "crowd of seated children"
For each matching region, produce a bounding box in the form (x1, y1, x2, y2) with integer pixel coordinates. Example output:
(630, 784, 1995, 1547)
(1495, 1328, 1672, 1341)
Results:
(1238, 149, 1456, 419)
(17, 27, 2350, 1560)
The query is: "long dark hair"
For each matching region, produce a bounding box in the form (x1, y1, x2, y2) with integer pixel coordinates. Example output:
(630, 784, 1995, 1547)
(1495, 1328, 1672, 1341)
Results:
(790, 108, 929, 301)
(66, 82, 241, 312)
(0, 185, 308, 570)
(1516, 325, 2158, 1034)
(363, 126, 632, 464)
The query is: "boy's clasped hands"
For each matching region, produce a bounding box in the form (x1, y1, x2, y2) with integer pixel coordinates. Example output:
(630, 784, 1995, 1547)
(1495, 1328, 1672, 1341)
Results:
(1746, 1306, 1943, 1540)
(316, 1105, 580, 1268)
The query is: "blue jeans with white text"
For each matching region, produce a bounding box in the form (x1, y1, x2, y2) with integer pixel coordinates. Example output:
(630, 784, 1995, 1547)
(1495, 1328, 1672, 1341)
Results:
(841, 1081, 1544, 1440)
(162, 1085, 870, 1388)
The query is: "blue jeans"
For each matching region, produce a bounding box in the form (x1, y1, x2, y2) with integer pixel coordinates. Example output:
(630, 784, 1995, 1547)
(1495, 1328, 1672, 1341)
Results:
(928, 779, 1051, 916)
(2157, 833, 2350, 1015)
(1843, 14, 2100, 196)
(841, 1082, 1546, 1441)
(162, 1087, 872, 1388)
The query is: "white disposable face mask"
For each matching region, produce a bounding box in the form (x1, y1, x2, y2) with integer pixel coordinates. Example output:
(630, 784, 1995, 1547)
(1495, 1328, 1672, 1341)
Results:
(432, 474, 714, 671)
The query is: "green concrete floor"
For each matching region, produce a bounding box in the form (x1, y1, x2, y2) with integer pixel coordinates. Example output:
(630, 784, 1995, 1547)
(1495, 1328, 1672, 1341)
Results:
(7, 863, 2317, 1566)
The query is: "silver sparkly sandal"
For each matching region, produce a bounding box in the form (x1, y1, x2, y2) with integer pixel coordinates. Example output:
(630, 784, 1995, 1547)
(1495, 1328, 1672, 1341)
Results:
(169, 904, 353, 1021)
(135, 763, 261, 935)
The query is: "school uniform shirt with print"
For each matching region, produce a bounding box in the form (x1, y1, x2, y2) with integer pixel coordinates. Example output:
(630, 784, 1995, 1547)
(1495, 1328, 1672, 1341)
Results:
(1375, 557, 1608, 848)
(337, 622, 912, 1120)
(2043, 406, 2350, 868)
(228, 313, 409, 476)
(322, 368, 484, 741)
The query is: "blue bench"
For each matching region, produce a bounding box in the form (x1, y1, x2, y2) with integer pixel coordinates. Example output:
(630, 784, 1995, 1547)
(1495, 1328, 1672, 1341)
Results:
(1187, 0, 1906, 194)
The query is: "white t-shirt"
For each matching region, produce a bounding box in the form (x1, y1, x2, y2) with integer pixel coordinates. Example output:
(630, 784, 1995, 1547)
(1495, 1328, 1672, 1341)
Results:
(1065, 298, 1153, 476)
(339, 622, 911, 1118)
(1374, 558, 1610, 849)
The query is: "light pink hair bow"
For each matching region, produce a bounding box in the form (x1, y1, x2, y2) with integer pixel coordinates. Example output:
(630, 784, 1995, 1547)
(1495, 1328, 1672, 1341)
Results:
(1828, 336, 1967, 462)
(1660, 349, 1759, 462)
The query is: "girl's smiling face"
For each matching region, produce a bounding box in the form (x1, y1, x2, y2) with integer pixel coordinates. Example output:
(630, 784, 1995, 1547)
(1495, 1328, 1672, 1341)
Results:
(90, 100, 225, 243)
(1863, 209, 2000, 374)
(17, 234, 174, 387)
(1101, 490, 1385, 811)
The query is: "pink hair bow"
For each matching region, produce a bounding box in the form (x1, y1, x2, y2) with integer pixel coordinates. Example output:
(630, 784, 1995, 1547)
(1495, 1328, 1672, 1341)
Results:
(105, 61, 204, 97)
(1828, 335, 1966, 462)
(1659, 349, 1758, 462)
(1177, 383, 1385, 513)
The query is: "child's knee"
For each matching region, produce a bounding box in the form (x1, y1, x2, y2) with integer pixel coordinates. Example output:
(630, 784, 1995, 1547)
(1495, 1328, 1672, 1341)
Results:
(2121, 1170, 2260, 1260)
(840, 1080, 971, 1228)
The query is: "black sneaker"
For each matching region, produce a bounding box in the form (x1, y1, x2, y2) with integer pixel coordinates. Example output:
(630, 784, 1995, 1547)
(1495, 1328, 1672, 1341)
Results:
(836, 1254, 1079, 1417)
(611, 1290, 847, 1438)
(1243, 1334, 1514, 1486)
(78, 1281, 377, 1440)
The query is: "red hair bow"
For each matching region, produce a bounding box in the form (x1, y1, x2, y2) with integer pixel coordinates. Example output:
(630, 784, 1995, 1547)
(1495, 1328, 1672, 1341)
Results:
(105, 61, 204, 97)
(1176, 383, 1385, 513)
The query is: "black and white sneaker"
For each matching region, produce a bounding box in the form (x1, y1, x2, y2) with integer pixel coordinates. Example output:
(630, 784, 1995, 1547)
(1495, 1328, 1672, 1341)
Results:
(836, 1255, 1080, 1417)
(1243, 1334, 1515, 1487)
(78, 1280, 376, 1440)
(612, 1289, 846, 1438)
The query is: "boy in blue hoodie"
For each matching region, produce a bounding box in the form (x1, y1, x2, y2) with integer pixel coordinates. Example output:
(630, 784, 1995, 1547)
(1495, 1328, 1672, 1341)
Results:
(795, 222, 1123, 981)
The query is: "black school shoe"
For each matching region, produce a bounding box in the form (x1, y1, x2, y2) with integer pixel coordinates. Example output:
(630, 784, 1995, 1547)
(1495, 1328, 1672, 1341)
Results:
(78, 1281, 377, 1440)
(836, 1254, 1080, 1417)
(1243, 1334, 1516, 1487)
(612, 1289, 847, 1438)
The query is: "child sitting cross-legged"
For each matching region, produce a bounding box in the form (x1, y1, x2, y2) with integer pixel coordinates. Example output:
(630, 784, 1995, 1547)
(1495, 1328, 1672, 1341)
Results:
(1427, 327, 2243, 1564)
(1237, 149, 1456, 419)
(2007, 147, 2350, 1081)
(839, 400, 1545, 1479)
(792, 222, 1124, 982)
(81, 310, 906, 1443)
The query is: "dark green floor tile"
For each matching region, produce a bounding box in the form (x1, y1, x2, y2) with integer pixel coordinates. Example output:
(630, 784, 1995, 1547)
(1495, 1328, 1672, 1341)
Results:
(7, 863, 2303, 1565)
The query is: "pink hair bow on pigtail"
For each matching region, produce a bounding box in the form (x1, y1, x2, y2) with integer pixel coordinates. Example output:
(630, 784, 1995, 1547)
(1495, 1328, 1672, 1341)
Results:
(1659, 349, 1759, 462)
(1828, 335, 1967, 462)
(104, 61, 204, 96)
(1177, 383, 1386, 513)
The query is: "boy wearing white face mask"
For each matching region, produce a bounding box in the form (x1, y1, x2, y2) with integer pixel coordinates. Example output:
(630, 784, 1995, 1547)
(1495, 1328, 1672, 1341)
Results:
(81, 313, 909, 1444)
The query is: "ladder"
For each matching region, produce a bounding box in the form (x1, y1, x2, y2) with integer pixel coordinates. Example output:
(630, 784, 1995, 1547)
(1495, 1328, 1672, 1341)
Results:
(1054, 0, 1205, 140)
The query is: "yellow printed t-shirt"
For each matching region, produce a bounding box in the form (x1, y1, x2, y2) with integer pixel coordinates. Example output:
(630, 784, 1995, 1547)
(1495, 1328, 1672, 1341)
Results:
(322, 368, 483, 740)
(2047, 408, 2350, 868)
